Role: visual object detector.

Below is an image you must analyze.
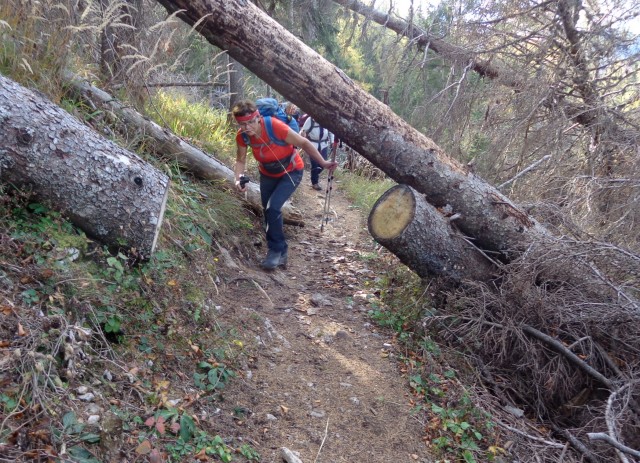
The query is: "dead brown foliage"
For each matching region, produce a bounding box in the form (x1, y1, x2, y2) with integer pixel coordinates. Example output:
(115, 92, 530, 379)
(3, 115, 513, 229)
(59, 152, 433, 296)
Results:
(425, 238, 640, 461)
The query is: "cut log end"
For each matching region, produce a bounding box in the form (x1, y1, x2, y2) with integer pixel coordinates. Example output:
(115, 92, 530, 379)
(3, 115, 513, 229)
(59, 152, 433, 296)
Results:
(368, 184, 495, 282)
(368, 184, 415, 240)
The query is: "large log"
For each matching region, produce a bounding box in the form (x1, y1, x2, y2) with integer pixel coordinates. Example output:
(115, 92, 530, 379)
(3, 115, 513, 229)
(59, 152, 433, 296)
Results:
(0, 74, 169, 257)
(153, 0, 550, 262)
(64, 74, 304, 225)
(368, 185, 495, 282)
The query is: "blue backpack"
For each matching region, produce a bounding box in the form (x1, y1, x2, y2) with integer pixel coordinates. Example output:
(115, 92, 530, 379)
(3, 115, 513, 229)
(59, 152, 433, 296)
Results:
(241, 97, 299, 146)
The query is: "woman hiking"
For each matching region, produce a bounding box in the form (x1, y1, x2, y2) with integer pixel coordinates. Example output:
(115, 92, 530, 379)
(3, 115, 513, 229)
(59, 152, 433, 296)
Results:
(232, 99, 337, 270)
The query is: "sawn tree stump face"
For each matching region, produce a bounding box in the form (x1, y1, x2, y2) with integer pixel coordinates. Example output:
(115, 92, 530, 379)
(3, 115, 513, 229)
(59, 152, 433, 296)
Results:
(0, 74, 169, 257)
(369, 185, 495, 282)
(368, 186, 415, 239)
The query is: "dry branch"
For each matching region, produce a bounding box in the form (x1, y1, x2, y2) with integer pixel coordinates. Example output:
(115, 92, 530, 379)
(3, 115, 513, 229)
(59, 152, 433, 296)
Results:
(521, 325, 612, 388)
(586, 434, 640, 460)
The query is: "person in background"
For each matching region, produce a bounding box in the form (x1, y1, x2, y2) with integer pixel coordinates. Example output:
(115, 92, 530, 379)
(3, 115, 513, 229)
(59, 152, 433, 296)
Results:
(284, 102, 300, 124)
(232, 99, 338, 270)
(301, 116, 334, 191)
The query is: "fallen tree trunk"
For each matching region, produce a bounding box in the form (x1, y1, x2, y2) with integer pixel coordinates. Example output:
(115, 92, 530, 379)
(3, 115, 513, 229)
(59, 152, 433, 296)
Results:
(0, 74, 169, 257)
(154, 0, 550, 262)
(368, 185, 496, 282)
(64, 74, 303, 225)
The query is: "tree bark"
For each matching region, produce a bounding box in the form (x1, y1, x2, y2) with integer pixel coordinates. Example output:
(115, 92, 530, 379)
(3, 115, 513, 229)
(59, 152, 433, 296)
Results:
(153, 0, 550, 260)
(369, 185, 495, 282)
(0, 74, 169, 257)
(64, 73, 304, 225)
(228, 56, 244, 113)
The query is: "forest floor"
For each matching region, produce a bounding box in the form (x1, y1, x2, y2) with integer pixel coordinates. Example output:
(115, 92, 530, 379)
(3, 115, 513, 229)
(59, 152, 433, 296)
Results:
(0, 171, 437, 463)
(209, 176, 431, 463)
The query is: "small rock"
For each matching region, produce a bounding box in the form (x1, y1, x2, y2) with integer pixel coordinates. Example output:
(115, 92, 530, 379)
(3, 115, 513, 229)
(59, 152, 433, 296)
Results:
(87, 404, 101, 414)
(87, 415, 100, 425)
(310, 409, 326, 418)
(78, 392, 95, 402)
(266, 414, 277, 421)
(503, 405, 524, 418)
(77, 386, 88, 394)
(350, 397, 360, 405)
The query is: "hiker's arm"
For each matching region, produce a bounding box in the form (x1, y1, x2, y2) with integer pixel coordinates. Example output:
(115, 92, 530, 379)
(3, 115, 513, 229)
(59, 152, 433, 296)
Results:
(285, 130, 337, 171)
(234, 145, 248, 191)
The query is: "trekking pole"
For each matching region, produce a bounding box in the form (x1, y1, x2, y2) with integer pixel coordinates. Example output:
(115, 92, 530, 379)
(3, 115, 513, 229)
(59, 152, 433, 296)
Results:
(320, 142, 338, 232)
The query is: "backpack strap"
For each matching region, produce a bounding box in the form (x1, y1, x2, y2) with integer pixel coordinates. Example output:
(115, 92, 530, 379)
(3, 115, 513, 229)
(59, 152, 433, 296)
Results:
(263, 116, 288, 147)
(306, 119, 326, 150)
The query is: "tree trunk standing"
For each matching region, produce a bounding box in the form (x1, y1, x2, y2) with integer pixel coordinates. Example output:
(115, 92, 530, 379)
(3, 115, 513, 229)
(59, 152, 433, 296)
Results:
(332, 0, 638, 146)
(64, 74, 304, 225)
(228, 57, 244, 114)
(153, 0, 550, 260)
(331, 0, 521, 86)
(0, 74, 169, 257)
(369, 185, 496, 282)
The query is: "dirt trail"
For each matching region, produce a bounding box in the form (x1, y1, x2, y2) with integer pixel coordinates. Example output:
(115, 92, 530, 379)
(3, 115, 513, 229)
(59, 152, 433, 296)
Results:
(215, 178, 430, 463)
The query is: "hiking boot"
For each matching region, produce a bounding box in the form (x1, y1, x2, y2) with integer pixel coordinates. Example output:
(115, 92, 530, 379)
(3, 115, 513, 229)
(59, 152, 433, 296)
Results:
(261, 249, 281, 270)
(279, 249, 288, 269)
(312, 183, 322, 191)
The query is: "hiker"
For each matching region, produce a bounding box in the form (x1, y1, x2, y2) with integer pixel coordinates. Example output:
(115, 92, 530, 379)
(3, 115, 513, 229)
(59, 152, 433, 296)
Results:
(232, 99, 338, 270)
(284, 102, 300, 124)
(301, 116, 334, 191)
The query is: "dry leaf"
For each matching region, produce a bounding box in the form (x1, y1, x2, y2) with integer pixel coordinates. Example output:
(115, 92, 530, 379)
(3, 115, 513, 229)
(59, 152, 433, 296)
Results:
(40, 269, 54, 278)
(154, 380, 170, 391)
(194, 448, 209, 461)
(155, 416, 166, 435)
(135, 439, 152, 455)
(18, 323, 27, 337)
(167, 280, 177, 286)
(280, 405, 289, 414)
(149, 448, 164, 463)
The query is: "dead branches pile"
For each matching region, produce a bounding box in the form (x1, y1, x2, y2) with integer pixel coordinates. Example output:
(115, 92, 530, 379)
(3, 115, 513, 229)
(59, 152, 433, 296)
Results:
(425, 238, 640, 462)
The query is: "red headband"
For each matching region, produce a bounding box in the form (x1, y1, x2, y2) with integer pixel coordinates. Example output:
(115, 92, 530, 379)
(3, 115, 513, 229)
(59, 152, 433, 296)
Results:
(235, 110, 259, 122)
